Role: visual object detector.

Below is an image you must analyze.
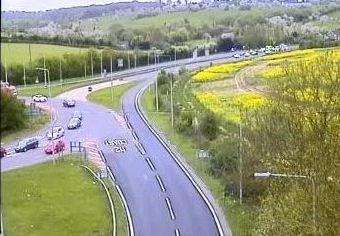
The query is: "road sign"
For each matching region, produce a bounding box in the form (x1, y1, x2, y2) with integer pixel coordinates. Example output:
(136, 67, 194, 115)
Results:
(193, 49, 198, 59)
(117, 58, 123, 68)
(205, 49, 209, 56)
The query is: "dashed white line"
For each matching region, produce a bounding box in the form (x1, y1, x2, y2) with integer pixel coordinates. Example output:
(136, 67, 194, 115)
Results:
(145, 157, 156, 171)
(165, 197, 176, 220)
(135, 142, 146, 155)
(155, 174, 166, 192)
(175, 229, 180, 236)
(131, 131, 139, 141)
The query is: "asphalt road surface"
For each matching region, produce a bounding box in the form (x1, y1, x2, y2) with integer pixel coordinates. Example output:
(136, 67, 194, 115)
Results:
(1, 51, 254, 235)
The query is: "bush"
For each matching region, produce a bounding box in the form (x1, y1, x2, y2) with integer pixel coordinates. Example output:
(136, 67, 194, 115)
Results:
(199, 110, 219, 141)
(1, 93, 27, 133)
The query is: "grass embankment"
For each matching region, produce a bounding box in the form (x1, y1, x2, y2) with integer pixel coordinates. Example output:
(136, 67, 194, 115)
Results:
(141, 89, 253, 235)
(1, 43, 88, 66)
(1, 113, 49, 145)
(87, 83, 135, 110)
(1, 157, 112, 236)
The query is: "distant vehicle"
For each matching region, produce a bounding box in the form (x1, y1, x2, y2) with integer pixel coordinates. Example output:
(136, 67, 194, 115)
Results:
(44, 140, 65, 155)
(63, 99, 76, 107)
(244, 52, 251, 57)
(265, 50, 272, 55)
(88, 86, 93, 92)
(0, 147, 7, 158)
(15, 137, 39, 153)
(32, 94, 47, 102)
(67, 117, 81, 129)
(47, 126, 65, 140)
(72, 111, 83, 120)
(233, 53, 240, 58)
(250, 50, 258, 55)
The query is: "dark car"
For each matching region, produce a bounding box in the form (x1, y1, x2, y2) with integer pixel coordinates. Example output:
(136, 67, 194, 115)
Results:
(72, 111, 83, 120)
(67, 117, 81, 129)
(88, 86, 93, 92)
(0, 147, 7, 158)
(63, 99, 76, 107)
(15, 138, 39, 153)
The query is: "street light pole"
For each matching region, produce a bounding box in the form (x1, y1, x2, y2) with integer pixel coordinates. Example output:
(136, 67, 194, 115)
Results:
(110, 55, 113, 102)
(59, 57, 63, 87)
(254, 172, 317, 234)
(23, 62, 26, 87)
(43, 55, 47, 87)
(170, 74, 174, 128)
(238, 123, 243, 204)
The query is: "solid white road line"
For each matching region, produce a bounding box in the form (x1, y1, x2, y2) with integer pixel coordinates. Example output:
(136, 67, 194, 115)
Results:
(165, 197, 176, 220)
(155, 174, 166, 192)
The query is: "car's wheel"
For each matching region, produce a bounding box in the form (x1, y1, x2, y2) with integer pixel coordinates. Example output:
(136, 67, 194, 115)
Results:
(23, 148, 27, 152)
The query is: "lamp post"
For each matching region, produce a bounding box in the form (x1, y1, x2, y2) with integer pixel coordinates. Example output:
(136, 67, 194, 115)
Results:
(254, 171, 317, 234)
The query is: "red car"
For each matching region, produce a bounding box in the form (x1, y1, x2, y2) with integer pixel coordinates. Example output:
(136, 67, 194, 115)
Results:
(44, 140, 65, 155)
(0, 147, 7, 158)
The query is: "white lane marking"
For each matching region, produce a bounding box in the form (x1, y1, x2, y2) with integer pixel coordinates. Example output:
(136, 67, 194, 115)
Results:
(131, 130, 139, 141)
(165, 197, 176, 220)
(126, 121, 132, 130)
(155, 174, 166, 192)
(135, 142, 146, 155)
(175, 229, 180, 236)
(145, 157, 156, 171)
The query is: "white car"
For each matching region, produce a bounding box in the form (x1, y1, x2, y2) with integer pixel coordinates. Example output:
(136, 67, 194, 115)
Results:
(47, 126, 65, 140)
(33, 94, 47, 102)
(244, 52, 251, 57)
(233, 53, 240, 58)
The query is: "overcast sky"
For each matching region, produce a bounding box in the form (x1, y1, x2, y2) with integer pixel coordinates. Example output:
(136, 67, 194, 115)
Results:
(2, 0, 149, 12)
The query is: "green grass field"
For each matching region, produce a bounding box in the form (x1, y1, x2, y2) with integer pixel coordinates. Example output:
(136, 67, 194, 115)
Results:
(141, 88, 253, 235)
(1, 43, 88, 66)
(1, 157, 112, 236)
(96, 9, 228, 31)
(87, 83, 135, 110)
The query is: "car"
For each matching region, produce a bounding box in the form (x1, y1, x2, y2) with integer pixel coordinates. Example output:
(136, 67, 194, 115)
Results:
(32, 94, 48, 102)
(88, 86, 93, 92)
(244, 52, 251, 57)
(67, 117, 81, 129)
(233, 53, 240, 58)
(63, 99, 76, 107)
(44, 140, 65, 155)
(15, 138, 39, 153)
(250, 50, 258, 55)
(47, 126, 65, 140)
(0, 147, 7, 158)
(72, 111, 83, 120)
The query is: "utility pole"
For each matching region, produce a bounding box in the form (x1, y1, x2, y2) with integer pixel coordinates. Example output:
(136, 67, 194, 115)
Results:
(155, 72, 159, 111)
(128, 54, 130, 69)
(91, 51, 94, 77)
(43, 55, 47, 87)
(5, 61, 8, 83)
(110, 55, 113, 102)
(154, 51, 157, 65)
(59, 57, 63, 87)
(238, 123, 243, 204)
(84, 60, 87, 78)
(148, 51, 150, 66)
(23, 62, 26, 87)
(170, 74, 174, 128)
(174, 47, 177, 61)
(100, 51, 103, 76)
(28, 43, 32, 65)
(134, 54, 137, 68)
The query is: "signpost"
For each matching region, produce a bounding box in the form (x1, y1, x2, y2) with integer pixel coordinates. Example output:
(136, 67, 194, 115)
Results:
(117, 58, 124, 68)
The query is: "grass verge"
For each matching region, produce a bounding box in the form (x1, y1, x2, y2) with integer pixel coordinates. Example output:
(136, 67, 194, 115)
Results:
(1, 156, 111, 236)
(87, 83, 135, 110)
(1, 113, 49, 145)
(141, 88, 253, 235)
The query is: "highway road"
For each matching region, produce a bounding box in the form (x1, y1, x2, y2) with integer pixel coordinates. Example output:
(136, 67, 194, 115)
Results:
(1, 51, 252, 235)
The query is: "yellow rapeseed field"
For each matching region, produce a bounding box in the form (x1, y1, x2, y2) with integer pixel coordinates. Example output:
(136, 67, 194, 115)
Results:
(193, 60, 252, 82)
(195, 92, 265, 122)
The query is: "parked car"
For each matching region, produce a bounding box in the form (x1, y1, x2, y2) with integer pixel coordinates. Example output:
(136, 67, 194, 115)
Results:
(67, 117, 81, 129)
(15, 138, 39, 153)
(88, 86, 93, 92)
(0, 147, 7, 158)
(47, 126, 65, 140)
(250, 50, 258, 55)
(44, 140, 65, 155)
(32, 94, 47, 102)
(72, 111, 83, 120)
(233, 53, 240, 58)
(244, 52, 251, 57)
(63, 99, 76, 107)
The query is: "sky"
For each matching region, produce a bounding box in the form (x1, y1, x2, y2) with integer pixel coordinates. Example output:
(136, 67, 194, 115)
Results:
(2, 0, 150, 12)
